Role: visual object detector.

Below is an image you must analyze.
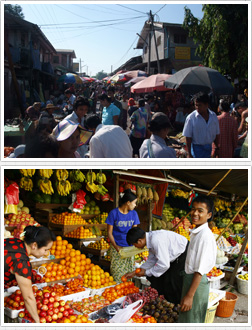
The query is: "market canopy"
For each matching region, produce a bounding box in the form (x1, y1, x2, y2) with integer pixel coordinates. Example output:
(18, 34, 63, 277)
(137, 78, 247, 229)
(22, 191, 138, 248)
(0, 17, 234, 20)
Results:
(164, 66, 234, 96)
(169, 169, 248, 198)
(131, 74, 172, 93)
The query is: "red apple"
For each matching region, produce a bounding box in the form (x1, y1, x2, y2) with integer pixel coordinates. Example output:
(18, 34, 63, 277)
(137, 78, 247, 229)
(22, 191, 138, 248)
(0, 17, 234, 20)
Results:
(43, 292, 50, 299)
(52, 314, 58, 321)
(19, 301, 25, 307)
(59, 306, 65, 313)
(59, 300, 65, 306)
(63, 310, 69, 317)
(57, 312, 63, 319)
(50, 292, 56, 297)
(15, 290, 22, 295)
(53, 307, 59, 314)
(46, 315, 52, 323)
(54, 295, 61, 302)
(68, 308, 74, 315)
(39, 311, 47, 318)
(42, 298, 49, 305)
(40, 317, 46, 323)
(47, 310, 54, 317)
(53, 301, 59, 308)
(14, 296, 21, 302)
(13, 302, 20, 309)
(41, 304, 49, 311)
(64, 304, 70, 310)
(37, 302, 43, 310)
(18, 311, 25, 318)
(49, 297, 55, 303)
(48, 302, 54, 310)
(36, 290, 43, 296)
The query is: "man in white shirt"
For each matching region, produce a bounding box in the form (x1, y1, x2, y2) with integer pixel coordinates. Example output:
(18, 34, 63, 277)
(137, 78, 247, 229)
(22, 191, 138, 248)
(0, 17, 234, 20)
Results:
(64, 89, 76, 114)
(64, 96, 90, 157)
(178, 195, 217, 323)
(85, 114, 133, 158)
(124, 227, 188, 304)
(182, 92, 220, 158)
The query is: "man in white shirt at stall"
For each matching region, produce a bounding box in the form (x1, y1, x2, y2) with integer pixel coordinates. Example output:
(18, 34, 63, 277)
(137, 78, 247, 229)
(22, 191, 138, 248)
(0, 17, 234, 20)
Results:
(178, 195, 217, 323)
(85, 114, 133, 158)
(124, 227, 188, 304)
(182, 92, 220, 158)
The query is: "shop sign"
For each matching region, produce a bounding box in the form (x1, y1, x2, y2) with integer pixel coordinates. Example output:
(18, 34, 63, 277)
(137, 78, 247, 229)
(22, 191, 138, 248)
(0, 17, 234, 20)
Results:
(175, 47, 191, 60)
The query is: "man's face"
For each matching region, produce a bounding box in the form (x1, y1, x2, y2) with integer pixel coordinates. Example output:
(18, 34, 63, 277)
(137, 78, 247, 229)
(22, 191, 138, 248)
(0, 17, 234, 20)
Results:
(134, 238, 145, 249)
(101, 99, 109, 108)
(191, 202, 212, 227)
(237, 106, 247, 115)
(107, 91, 114, 99)
(195, 101, 208, 114)
(75, 105, 89, 119)
(60, 129, 80, 153)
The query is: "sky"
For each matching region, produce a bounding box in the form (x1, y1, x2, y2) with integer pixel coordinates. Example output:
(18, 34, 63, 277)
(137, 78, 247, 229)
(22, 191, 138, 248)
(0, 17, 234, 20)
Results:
(17, 3, 204, 76)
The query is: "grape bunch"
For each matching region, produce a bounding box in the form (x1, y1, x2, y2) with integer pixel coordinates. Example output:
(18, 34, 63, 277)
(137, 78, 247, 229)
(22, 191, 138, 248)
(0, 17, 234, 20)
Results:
(142, 287, 159, 303)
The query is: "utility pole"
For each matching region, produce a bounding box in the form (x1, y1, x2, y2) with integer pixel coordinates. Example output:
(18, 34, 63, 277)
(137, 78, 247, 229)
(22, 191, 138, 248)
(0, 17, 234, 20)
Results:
(149, 10, 161, 74)
(80, 58, 82, 74)
(147, 25, 151, 75)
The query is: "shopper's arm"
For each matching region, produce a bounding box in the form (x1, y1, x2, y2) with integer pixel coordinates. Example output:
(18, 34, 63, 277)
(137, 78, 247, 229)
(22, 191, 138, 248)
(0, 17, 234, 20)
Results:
(113, 115, 119, 125)
(107, 224, 121, 252)
(180, 272, 202, 312)
(15, 273, 40, 323)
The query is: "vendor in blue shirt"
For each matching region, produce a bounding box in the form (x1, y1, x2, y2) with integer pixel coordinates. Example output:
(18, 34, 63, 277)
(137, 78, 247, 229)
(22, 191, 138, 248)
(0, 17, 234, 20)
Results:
(99, 94, 120, 125)
(106, 189, 140, 282)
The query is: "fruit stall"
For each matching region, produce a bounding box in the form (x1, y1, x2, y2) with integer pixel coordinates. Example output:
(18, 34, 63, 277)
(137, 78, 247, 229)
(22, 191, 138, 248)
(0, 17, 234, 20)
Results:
(3, 168, 249, 324)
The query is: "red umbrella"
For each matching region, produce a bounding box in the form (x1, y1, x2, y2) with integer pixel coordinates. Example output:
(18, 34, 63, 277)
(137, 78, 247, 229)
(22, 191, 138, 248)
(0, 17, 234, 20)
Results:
(131, 74, 172, 93)
(124, 70, 148, 79)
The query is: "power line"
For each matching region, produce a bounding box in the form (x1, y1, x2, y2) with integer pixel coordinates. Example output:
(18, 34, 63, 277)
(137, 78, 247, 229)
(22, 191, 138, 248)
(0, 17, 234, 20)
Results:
(154, 4, 167, 15)
(116, 4, 147, 15)
(113, 35, 138, 67)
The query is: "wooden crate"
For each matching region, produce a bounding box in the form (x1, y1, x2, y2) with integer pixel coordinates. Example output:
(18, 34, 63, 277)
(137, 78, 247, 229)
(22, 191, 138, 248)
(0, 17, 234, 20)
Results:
(35, 203, 70, 209)
(82, 246, 108, 257)
(63, 237, 103, 250)
(33, 209, 50, 225)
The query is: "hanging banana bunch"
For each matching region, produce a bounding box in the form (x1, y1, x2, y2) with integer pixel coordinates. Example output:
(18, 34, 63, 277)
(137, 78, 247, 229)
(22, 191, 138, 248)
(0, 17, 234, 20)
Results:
(20, 176, 33, 191)
(153, 190, 159, 203)
(147, 187, 154, 201)
(69, 170, 85, 182)
(96, 171, 107, 185)
(86, 170, 98, 194)
(56, 169, 69, 181)
(56, 180, 71, 196)
(39, 169, 53, 179)
(71, 182, 82, 192)
(39, 178, 54, 195)
(141, 187, 148, 204)
(20, 169, 36, 177)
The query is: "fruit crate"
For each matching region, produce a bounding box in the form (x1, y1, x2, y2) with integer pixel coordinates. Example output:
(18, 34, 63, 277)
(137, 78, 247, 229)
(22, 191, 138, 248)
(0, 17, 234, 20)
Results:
(30, 257, 63, 268)
(4, 307, 25, 319)
(81, 246, 109, 257)
(63, 237, 103, 250)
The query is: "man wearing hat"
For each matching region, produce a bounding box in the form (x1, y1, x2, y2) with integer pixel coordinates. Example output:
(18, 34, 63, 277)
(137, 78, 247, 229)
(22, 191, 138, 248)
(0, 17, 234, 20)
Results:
(38, 104, 59, 133)
(139, 112, 176, 158)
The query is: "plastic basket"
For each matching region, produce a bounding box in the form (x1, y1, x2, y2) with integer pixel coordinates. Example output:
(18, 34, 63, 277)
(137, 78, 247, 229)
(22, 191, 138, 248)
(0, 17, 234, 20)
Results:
(205, 302, 219, 323)
(215, 292, 238, 317)
(236, 274, 248, 295)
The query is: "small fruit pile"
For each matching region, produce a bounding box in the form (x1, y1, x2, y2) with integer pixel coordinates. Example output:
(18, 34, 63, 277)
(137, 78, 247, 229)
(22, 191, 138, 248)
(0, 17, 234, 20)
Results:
(31, 269, 44, 284)
(4, 289, 25, 310)
(102, 281, 139, 303)
(82, 265, 116, 289)
(42, 278, 86, 296)
(171, 189, 189, 199)
(130, 314, 156, 323)
(49, 236, 74, 258)
(19, 289, 76, 323)
(91, 212, 108, 224)
(211, 226, 222, 235)
(87, 238, 110, 250)
(227, 236, 238, 247)
(127, 286, 159, 304)
(207, 267, 223, 278)
(51, 212, 87, 225)
(59, 314, 92, 323)
(4, 278, 18, 289)
(135, 250, 149, 261)
(70, 295, 111, 314)
(140, 297, 180, 323)
(238, 273, 248, 281)
(175, 226, 190, 241)
(65, 227, 96, 239)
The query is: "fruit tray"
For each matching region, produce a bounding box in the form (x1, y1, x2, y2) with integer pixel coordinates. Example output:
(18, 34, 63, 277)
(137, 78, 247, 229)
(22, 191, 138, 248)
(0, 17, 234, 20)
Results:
(4, 307, 25, 319)
(207, 289, 226, 309)
(207, 273, 225, 289)
(61, 288, 91, 302)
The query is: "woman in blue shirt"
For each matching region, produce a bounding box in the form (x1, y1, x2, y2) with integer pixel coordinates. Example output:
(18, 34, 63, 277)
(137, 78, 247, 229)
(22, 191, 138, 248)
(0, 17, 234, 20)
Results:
(106, 189, 140, 282)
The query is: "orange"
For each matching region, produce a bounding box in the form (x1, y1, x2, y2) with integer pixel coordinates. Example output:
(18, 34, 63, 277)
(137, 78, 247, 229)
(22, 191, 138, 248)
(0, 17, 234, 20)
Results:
(86, 258, 91, 264)
(75, 250, 81, 256)
(62, 269, 67, 275)
(74, 272, 79, 277)
(52, 265, 58, 271)
(70, 257, 76, 263)
(80, 254, 86, 260)
(46, 265, 52, 271)
(68, 268, 74, 274)
(67, 244, 73, 249)
(81, 316, 87, 323)
(55, 275, 61, 281)
(56, 236, 62, 241)
(60, 259, 66, 265)
(56, 240, 62, 246)
(58, 264, 63, 271)
(57, 271, 62, 276)
(65, 256, 71, 262)
(56, 245, 62, 250)
(70, 251, 76, 257)
(75, 266, 81, 273)
(45, 271, 52, 278)
(62, 240, 68, 245)
(74, 319, 82, 323)
(51, 271, 57, 277)
(69, 262, 76, 268)
(69, 315, 77, 322)
(76, 255, 81, 261)
(64, 319, 71, 323)
(65, 249, 71, 255)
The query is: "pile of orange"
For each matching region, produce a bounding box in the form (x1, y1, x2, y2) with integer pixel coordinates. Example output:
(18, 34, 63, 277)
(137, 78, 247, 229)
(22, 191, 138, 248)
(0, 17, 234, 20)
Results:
(131, 315, 156, 323)
(64, 249, 93, 278)
(82, 265, 116, 289)
(65, 227, 96, 239)
(49, 236, 73, 259)
(42, 261, 69, 282)
(51, 212, 88, 225)
(102, 282, 139, 302)
(60, 314, 92, 323)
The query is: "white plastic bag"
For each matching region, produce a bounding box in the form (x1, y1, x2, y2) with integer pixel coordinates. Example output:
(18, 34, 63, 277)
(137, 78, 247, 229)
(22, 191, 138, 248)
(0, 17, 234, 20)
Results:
(109, 299, 144, 323)
(119, 246, 148, 258)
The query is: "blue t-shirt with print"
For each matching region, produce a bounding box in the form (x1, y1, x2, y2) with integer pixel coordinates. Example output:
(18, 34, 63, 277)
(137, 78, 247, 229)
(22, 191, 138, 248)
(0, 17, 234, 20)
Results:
(105, 208, 140, 247)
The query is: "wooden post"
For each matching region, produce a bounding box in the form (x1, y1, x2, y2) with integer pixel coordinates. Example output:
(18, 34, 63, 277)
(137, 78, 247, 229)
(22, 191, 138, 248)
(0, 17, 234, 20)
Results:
(114, 174, 120, 208)
(229, 230, 248, 286)
(4, 31, 25, 117)
(148, 200, 153, 232)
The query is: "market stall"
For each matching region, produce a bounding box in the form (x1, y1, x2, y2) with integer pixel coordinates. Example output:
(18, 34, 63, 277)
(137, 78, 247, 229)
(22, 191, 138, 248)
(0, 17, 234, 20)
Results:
(3, 169, 248, 324)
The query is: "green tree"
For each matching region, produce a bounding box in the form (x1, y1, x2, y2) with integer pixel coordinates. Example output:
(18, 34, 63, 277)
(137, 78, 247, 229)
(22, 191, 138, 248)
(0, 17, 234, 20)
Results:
(4, 4, 25, 19)
(183, 4, 248, 79)
(96, 70, 108, 80)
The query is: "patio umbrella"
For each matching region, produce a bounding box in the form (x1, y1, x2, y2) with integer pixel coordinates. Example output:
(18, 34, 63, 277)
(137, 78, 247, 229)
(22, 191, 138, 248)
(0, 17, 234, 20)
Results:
(58, 73, 83, 84)
(131, 74, 172, 94)
(124, 76, 147, 87)
(109, 73, 127, 83)
(164, 66, 234, 96)
(124, 70, 148, 79)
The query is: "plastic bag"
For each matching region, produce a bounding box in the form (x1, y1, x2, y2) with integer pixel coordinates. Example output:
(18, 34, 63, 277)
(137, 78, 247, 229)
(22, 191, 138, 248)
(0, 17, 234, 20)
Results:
(5, 182, 19, 205)
(73, 189, 87, 209)
(109, 299, 144, 323)
(119, 246, 148, 258)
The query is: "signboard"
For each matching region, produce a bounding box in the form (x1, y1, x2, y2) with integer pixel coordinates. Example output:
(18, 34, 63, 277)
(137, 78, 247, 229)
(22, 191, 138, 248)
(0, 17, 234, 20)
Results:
(175, 47, 191, 60)
(73, 62, 79, 72)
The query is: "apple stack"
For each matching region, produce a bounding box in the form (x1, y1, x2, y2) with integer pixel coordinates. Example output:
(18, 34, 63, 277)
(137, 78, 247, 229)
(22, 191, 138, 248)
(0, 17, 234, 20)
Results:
(4, 289, 25, 311)
(18, 288, 76, 323)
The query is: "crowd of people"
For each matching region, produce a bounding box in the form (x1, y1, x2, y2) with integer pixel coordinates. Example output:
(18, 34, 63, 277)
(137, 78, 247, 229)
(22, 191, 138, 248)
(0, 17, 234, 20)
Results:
(8, 82, 248, 159)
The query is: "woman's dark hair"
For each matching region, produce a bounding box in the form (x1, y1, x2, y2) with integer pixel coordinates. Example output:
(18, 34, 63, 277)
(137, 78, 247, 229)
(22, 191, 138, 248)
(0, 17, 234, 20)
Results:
(23, 226, 56, 248)
(73, 96, 90, 111)
(219, 101, 230, 112)
(148, 120, 171, 132)
(85, 114, 102, 129)
(119, 189, 137, 207)
(192, 195, 214, 221)
(193, 92, 209, 104)
(126, 227, 145, 246)
(98, 94, 111, 103)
